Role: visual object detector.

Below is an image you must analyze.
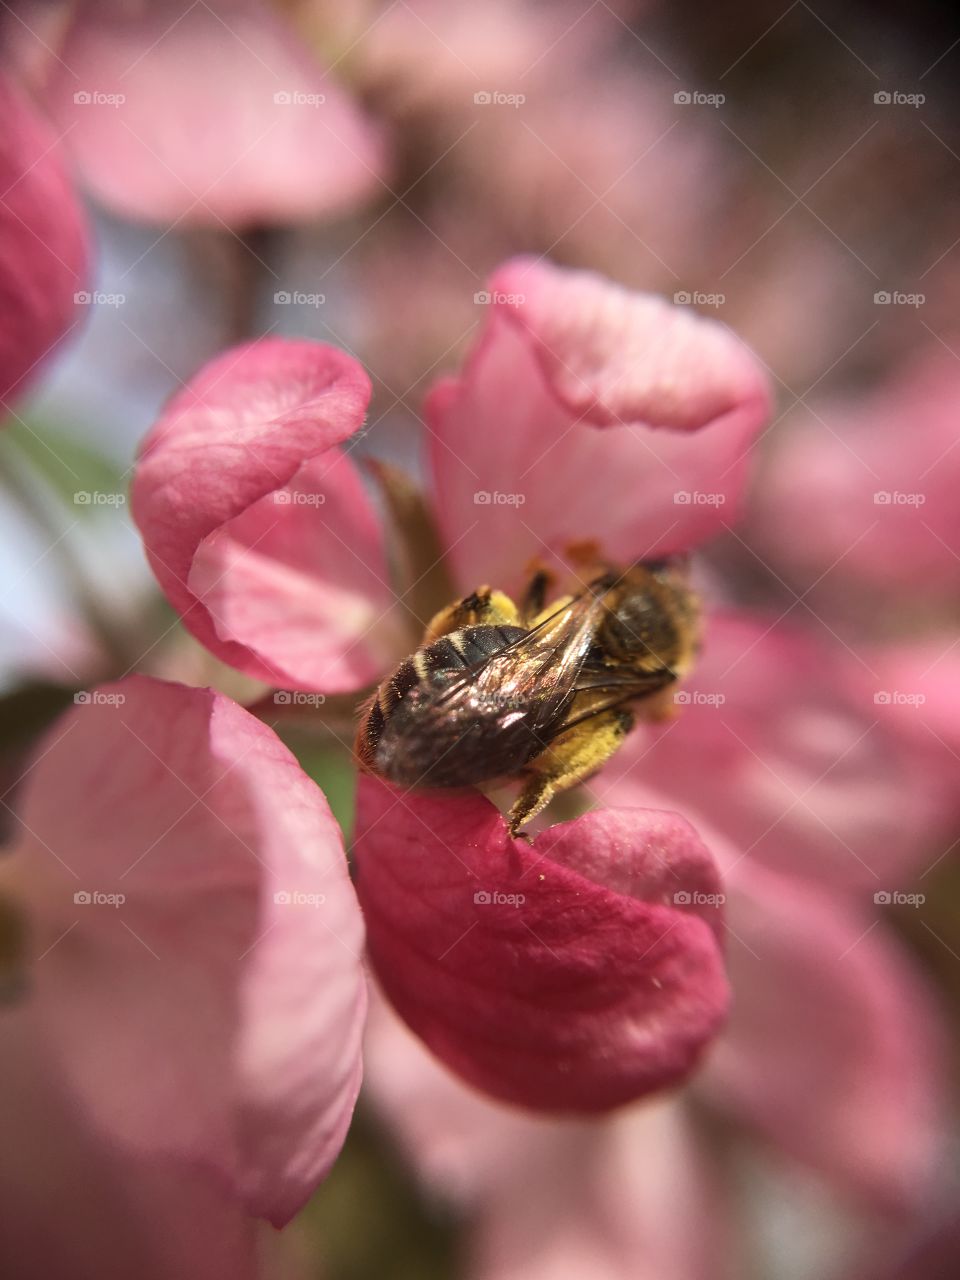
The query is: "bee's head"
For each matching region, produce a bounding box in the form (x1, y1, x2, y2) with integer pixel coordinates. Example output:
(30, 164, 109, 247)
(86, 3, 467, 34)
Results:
(600, 558, 698, 671)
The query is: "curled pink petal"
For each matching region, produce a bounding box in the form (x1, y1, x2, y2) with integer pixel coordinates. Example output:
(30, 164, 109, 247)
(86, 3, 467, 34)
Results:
(132, 338, 398, 692)
(353, 775, 729, 1112)
(426, 258, 771, 592)
(702, 862, 946, 1209)
(0, 75, 88, 408)
(43, 0, 385, 227)
(10, 675, 366, 1225)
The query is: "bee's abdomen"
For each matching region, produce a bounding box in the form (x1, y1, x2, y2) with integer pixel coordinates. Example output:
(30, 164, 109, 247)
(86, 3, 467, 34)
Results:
(356, 624, 535, 785)
(421, 625, 528, 675)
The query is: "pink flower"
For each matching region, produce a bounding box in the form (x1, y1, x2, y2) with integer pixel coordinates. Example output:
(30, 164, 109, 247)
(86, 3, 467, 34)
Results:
(131, 257, 772, 1110)
(0, 674, 366, 1274)
(30, 0, 385, 227)
(749, 346, 960, 605)
(0, 73, 89, 410)
(592, 614, 950, 1209)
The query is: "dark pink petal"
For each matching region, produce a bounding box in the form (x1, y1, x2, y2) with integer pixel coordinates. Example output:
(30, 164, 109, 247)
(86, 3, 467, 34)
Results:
(426, 258, 771, 592)
(701, 862, 946, 1209)
(353, 775, 729, 1112)
(593, 612, 953, 891)
(0, 75, 88, 408)
(43, 0, 385, 227)
(132, 339, 398, 692)
(10, 676, 366, 1225)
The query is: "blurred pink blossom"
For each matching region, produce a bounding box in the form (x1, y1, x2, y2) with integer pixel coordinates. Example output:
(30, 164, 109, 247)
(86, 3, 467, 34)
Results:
(26, 0, 385, 227)
(0, 675, 366, 1276)
(0, 73, 88, 411)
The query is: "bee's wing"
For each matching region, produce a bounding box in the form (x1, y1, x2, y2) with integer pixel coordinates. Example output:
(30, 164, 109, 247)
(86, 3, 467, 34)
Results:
(556, 662, 678, 732)
(434, 585, 614, 723)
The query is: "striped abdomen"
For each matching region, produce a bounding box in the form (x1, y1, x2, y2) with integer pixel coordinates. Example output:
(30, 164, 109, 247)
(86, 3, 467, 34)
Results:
(355, 624, 555, 789)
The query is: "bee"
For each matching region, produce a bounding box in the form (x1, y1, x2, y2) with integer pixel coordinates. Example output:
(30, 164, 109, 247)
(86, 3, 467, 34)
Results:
(355, 559, 699, 833)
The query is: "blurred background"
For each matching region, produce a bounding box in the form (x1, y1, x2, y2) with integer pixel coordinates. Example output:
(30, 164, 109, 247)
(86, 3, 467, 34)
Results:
(2, 2, 960, 1278)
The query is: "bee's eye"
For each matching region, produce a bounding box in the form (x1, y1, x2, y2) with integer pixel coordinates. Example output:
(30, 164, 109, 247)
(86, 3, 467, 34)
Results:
(606, 594, 676, 664)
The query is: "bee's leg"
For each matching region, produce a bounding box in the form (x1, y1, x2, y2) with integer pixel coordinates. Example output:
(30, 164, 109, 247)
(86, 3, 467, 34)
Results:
(519, 568, 551, 621)
(507, 708, 634, 835)
(423, 587, 521, 642)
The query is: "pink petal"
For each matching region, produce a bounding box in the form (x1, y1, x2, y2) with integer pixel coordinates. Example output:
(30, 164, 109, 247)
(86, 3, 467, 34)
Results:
(0, 75, 88, 407)
(701, 861, 946, 1209)
(0, 1009, 257, 1280)
(592, 612, 953, 891)
(132, 338, 398, 692)
(353, 775, 729, 1112)
(43, 0, 385, 227)
(751, 349, 960, 601)
(426, 258, 771, 592)
(10, 675, 366, 1225)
